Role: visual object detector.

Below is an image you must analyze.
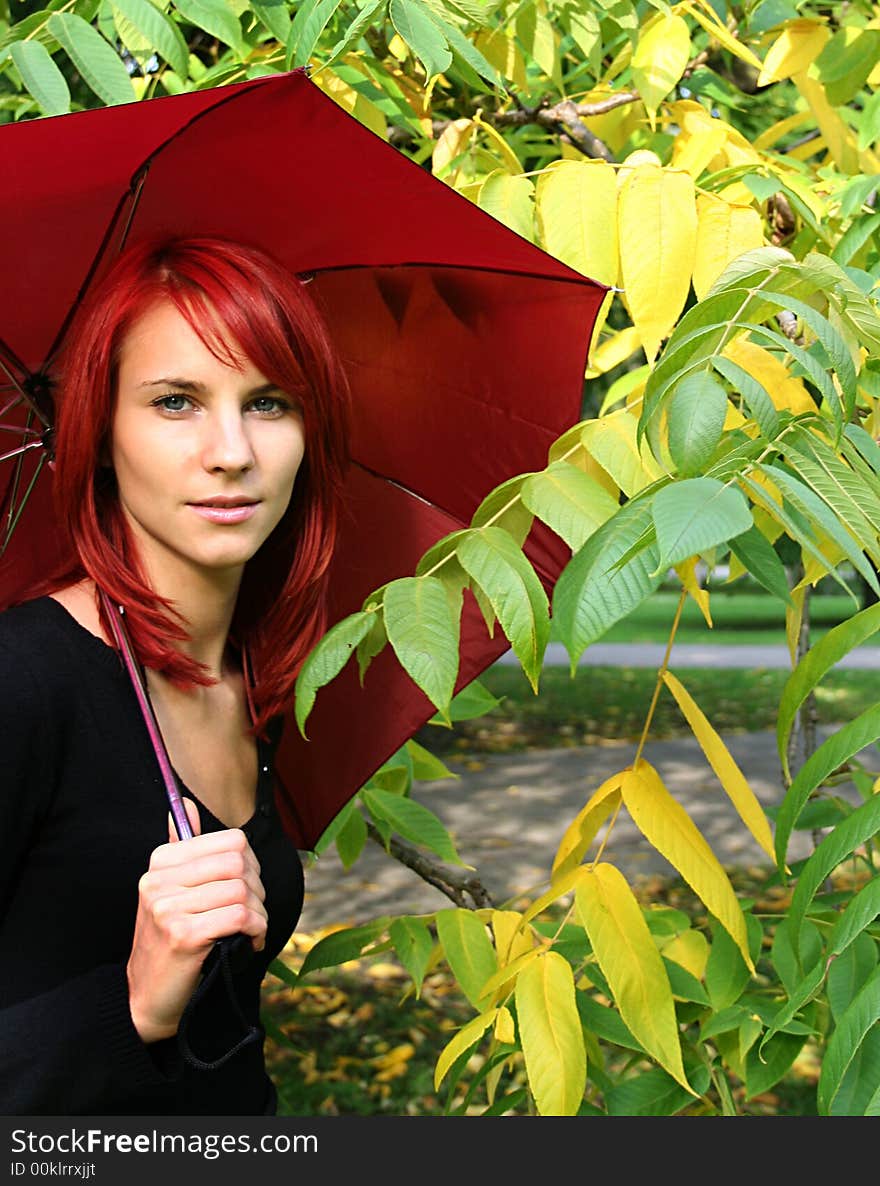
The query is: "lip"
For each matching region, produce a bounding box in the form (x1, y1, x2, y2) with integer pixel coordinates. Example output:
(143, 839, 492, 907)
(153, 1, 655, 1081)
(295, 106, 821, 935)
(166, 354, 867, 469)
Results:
(188, 499, 260, 525)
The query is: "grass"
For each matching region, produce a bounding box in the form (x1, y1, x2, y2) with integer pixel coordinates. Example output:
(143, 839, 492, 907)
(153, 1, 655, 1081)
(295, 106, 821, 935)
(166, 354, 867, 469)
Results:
(416, 664, 880, 755)
(262, 586, 879, 1117)
(578, 589, 864, 646)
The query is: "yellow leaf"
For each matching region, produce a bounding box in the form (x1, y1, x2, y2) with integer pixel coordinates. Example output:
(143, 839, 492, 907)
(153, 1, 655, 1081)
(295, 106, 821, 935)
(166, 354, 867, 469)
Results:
(621, 761, 754, 971)
(793, 71, 864, 175)
(478, 170, 535, 242)
(472, 109, 523, 175)
(580, 85, 644, 155)
(721, 338, 816, 415)
(552, 771, 624, 879)
(669, 100, 729, 178)
(515, 950, 586, 1115)
(682, 0, 764, 71)
(589, 326, 642, 376)
(474, 27, 527, 90)
(491, 909, 534, 966)
(618, 165, 697, 362)
(674, 558, 712, 626)
(575, 863, 694, 1093)
(631, 13, 691, 128)
(581, 406, 665, 496)
(753, 109, 814, 152)
(480, 947, 542, 1002)
(757, 19, 831, 86)
(313, 70, 387, 139)
(693, 194, 765, 301)
(785, 584, 807, 667)
(494, 1005, 516, 1046)
(434, 1008, 498, 1090)
(661, 927, 710, 982)
(661, 671, 776, 863)
(521, 864, 586, 928)
(432, 118, 475, 180)
(536, 159, 619, 285)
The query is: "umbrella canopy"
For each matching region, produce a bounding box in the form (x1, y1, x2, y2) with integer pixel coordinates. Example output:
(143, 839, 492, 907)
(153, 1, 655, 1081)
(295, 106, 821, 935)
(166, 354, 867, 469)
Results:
(0, 68, 608, 849)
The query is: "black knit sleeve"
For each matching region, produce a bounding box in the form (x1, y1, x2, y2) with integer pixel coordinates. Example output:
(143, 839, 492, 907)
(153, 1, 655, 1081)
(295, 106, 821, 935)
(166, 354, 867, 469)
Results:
(0, 635, 184, 1113)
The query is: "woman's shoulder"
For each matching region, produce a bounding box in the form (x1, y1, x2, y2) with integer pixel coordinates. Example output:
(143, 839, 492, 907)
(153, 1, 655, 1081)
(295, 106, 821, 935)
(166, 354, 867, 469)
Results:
(0, 593, 116, 682)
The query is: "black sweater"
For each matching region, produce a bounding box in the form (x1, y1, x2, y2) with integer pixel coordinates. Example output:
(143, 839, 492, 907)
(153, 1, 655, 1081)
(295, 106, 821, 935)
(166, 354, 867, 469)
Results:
(0, 596, 304, 1115)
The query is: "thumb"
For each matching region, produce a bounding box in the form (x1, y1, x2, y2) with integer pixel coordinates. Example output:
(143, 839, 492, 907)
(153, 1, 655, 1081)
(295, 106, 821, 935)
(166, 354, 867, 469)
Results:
(168, 796, 202, 842)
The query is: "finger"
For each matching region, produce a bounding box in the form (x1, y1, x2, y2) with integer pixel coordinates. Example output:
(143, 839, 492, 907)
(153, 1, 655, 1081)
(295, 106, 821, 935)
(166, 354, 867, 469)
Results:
(145, 847, 266, 900)
(155, 826, 260, 876)
(163, 903, 268, 954)
(168, 797, 201, 843)
(153, 881, 269, 926)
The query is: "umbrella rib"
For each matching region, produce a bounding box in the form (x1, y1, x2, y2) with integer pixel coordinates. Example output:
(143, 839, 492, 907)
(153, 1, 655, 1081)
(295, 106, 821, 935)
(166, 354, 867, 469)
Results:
(0, 445, 44, 558)
(41, 78, 281, 384)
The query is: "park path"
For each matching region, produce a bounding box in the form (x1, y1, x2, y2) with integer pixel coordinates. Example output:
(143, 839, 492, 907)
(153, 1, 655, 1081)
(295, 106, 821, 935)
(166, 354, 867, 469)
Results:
(298, 715, 874, 931)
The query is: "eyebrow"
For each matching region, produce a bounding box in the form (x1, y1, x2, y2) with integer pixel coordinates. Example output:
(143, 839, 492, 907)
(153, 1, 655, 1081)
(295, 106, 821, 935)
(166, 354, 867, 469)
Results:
(138, 378, 284, 397)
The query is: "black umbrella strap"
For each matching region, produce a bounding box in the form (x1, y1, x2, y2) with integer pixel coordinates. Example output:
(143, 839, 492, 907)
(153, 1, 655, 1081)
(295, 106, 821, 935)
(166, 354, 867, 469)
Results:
(177, 935, 263, 1071)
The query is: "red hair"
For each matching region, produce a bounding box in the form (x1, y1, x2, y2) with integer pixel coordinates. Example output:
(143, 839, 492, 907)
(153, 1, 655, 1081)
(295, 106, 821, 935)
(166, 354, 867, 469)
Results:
(46, 235, 351, 734)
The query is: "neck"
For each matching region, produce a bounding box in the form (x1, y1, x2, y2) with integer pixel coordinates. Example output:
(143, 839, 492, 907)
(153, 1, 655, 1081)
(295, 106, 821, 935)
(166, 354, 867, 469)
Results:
(140, 555, 242, 682)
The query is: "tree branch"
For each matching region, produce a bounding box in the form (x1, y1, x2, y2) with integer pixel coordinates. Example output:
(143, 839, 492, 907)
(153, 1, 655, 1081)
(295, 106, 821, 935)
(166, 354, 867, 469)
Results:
(366, 821, 497, 910)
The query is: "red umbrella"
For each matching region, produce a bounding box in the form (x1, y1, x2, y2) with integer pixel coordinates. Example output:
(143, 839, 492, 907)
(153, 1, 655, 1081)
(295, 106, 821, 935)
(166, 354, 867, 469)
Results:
(0, 68, 607, 850)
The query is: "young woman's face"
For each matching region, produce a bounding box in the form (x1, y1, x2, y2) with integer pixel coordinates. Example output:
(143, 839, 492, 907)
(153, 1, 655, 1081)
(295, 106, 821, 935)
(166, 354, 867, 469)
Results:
(111, 299, 305, 587)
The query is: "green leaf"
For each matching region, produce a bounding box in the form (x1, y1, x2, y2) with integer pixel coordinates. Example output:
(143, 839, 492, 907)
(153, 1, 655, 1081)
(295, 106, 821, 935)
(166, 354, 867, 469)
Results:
(435, 908, 498, 1009)
(728, 524, 792, 607)
(420, 0, 502, 87)
(111, 0, 188, 76)
(744, 322, 842, 432)
(294, 609, 375, 737)
(520, 460, 619, 552)
(760, 291, 858, 421)
(427, 677, 502, 724)
(818, 964, 880, 1116)
(390, 917, 434, 994)
(250, 0, 291, 44)
(470, 474, 533, 548)
(651, 477, 752, 572)
(552, 498, 662, 671)
(815, 27, 880, 107)
(457, 526, 550, 691)
(666, 372, 728, 478)
(710, 355, 780, 441)
(389, 0, 452, 79)
(287, 0, 342, 69)
(784, 429, 880, 540)
(173, 0, 246, 55)
(298, 918, 391, 977)
(745, 1032, 806, 1100)
(739, 474, 850, 596)
(316, 0, 384, 73)
(828, 879, 880, 965)
(705, 918, 752, 1012)
(605, 1067, 700, 1117)
(787, 790, 880, 963)
(362, 786, 466, 864)
(762, 462, 879, 595)
(335, 802, 367, 869)
(46, 12, 135, 105)
(827, 933, 878, 1022)
(383, 575, 461, 722)
(405, 737, 458, 782)
(8, 38, 69, 114)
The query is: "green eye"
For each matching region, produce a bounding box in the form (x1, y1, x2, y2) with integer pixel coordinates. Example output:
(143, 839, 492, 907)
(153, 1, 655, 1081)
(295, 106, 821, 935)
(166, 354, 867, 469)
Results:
(153, 393, 191, 412)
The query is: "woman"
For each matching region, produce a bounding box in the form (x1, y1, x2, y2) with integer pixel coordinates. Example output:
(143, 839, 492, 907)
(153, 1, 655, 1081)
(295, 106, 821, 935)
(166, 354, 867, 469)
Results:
(0, 235, 351, 1115)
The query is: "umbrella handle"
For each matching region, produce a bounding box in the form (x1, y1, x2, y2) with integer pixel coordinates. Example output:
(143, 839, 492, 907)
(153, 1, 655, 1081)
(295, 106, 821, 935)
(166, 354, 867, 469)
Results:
(98, 590, 194, 841)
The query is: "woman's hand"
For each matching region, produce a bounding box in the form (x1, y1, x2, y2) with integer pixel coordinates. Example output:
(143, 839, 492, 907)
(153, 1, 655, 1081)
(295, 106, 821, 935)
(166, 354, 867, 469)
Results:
(126, 798, 267, 1045)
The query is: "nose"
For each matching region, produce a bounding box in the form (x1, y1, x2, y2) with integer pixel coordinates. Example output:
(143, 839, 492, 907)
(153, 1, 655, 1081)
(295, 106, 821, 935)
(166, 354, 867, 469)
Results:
(201, 407, 255, 474)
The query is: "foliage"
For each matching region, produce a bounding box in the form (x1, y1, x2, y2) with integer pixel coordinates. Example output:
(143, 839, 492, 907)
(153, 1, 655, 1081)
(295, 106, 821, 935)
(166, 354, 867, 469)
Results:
(6, 0, 880, 1116)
